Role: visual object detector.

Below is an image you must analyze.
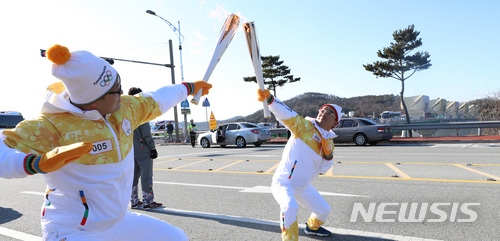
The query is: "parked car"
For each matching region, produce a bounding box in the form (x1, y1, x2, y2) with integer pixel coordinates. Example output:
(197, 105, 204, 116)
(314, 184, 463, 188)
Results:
(0, 111, 24, 130)
(257, 122, 274, 128)
(150, 120, 182, 138)
(333, 118, 393, 146)
(198, 122, 271, 148)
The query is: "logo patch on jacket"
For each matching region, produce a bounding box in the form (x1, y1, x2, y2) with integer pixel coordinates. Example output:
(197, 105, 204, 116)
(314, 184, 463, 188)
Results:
(312, 133, 321, 143)
(122, 119, 132, 136)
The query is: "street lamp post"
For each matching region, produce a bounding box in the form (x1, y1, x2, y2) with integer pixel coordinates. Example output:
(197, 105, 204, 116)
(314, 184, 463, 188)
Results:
(146, 10, 186, 142)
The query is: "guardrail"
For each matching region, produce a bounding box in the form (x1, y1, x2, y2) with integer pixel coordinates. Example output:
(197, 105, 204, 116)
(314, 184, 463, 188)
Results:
(268, 121, 500, 138)
(389, 121, 500, 130)
(270, 121, 500, 132)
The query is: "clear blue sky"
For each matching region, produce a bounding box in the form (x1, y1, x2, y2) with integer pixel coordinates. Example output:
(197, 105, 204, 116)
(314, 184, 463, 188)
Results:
(1, 0, 499, 123)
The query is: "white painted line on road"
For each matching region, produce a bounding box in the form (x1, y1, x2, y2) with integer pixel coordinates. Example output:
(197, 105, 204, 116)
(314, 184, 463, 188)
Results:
(157, 148, 248, 158)
(239, 185, 370, 197)
(20, 191, 44, 196)
(0, 226, 42, 241)
(23, 183, 369, 198)
(154, 181, 247, 190)
(153, 182, 369, 197)
(150, 207, 442, 241)
(18, 190, 438, 240)
(243, 154, 276, 157)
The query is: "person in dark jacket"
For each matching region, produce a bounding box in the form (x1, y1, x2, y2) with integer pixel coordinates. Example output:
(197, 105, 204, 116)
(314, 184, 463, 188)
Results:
(129, 87, 162, 209)
(166, 121, 174, 143)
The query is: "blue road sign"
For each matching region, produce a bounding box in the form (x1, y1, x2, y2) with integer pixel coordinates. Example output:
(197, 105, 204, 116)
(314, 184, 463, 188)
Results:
(181, 99, 189, 108)
(202, 98, 210, 107)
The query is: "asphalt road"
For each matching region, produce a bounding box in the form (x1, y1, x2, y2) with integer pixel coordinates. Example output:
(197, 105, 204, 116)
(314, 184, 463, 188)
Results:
(1, 142, 499, 241)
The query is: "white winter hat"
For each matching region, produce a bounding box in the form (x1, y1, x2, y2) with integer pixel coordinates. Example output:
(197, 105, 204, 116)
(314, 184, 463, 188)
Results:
(46, 44, 118, 105)
(321, 104, 342, 122)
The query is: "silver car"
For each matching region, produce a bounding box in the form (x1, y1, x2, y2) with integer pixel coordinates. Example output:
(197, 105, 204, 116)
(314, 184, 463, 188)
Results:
(333, 118, 393, 146)
(198, 122, 271, 148)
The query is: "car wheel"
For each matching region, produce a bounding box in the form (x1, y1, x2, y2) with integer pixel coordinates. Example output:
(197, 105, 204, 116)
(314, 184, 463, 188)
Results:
(200, 138, 210, 148)
(354, 133, 368, 146)
(253, 141, 262, 147)
(236, 137, 247, 148)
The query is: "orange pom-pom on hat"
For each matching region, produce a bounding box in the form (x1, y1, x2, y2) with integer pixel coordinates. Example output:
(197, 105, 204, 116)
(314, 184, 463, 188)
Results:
(46, 44, 71, 65)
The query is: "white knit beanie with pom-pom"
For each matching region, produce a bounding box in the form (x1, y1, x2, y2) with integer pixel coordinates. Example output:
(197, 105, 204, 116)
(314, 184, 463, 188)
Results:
(46, 44, 118, 105)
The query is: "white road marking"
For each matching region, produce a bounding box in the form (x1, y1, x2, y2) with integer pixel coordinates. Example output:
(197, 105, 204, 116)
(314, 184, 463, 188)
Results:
(239, 185, 370, 197)
(0, 226, 42, 241)
(17, 188, 439, 241)
(157, 148, 251, 158)
(242, 154, 275, 157)
(151, 207, 443, 241)
(0, 207, 443, 241)
(153, 182, 369, 197)
(20, 191, 44, 196)
(22, 183, 369, 198)
(154, 181, 247, 190)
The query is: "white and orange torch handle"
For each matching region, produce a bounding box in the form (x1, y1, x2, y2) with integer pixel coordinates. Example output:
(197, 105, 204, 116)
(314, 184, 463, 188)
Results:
(191, 14, 240, 105)
(244, 22, 271, 118)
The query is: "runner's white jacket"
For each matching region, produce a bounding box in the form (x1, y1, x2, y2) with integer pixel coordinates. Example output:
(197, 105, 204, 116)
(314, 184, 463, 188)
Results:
(0, 82, 188, 232)
(267, 96, 336, 190)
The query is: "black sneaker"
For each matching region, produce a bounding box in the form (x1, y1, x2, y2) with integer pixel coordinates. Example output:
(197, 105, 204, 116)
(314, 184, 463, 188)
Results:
(131, 201, 143, 209)
(304, 223, 331, 237)
(143, 202, 163, 209)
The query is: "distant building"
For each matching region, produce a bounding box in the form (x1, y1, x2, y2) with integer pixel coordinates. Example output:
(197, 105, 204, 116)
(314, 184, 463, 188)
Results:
(458, 103, 469, 116)
(468, 104, 479, 116)
(403, 95, 429, 118)
(429, 98, 447, 117)
(445, 101, 459, 117)
(393, 95, 478, 120)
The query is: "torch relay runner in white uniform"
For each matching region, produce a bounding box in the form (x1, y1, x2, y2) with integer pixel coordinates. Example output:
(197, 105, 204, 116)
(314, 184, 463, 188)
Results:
(0, 44, 211, 241)
(257, 89, 342, 241)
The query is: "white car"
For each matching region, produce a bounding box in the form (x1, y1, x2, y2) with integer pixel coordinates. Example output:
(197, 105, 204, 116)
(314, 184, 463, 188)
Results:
(198, 122, 271, 148)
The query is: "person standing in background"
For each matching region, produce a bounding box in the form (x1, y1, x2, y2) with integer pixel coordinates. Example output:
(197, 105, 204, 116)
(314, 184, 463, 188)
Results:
(166, 121, 174, 143)
(128, 87, 162, 210)
(188, 119, 197, 147)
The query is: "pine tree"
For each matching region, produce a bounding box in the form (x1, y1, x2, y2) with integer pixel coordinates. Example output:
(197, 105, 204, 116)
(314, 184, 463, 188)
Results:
(364, 24, 431, 126)
(243, 55, 300, 98)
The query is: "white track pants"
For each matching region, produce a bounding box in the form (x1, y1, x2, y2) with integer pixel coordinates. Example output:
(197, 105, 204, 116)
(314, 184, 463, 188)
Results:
(43, 211, 188, 241)
(271, 182, 331, 231)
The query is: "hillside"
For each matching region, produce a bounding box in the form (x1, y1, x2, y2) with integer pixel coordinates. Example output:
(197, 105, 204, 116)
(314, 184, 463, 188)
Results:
(237, 92, 401, 123)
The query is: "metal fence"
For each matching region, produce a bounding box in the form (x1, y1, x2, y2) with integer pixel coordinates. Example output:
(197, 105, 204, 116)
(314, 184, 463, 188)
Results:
(269, 121, 500, 138)
(390, 121, 500, 137)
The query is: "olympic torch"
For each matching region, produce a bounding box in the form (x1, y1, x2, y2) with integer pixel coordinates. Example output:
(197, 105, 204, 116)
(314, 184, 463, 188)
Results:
(190, 14, 240, 105)
(243, 22, 271, 118)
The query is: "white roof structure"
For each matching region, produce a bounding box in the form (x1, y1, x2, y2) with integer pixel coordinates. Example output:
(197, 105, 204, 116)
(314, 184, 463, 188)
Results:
(445, 101, 460, 116)
(429, 98, 447, 116)
(403, 95, 429, 118)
